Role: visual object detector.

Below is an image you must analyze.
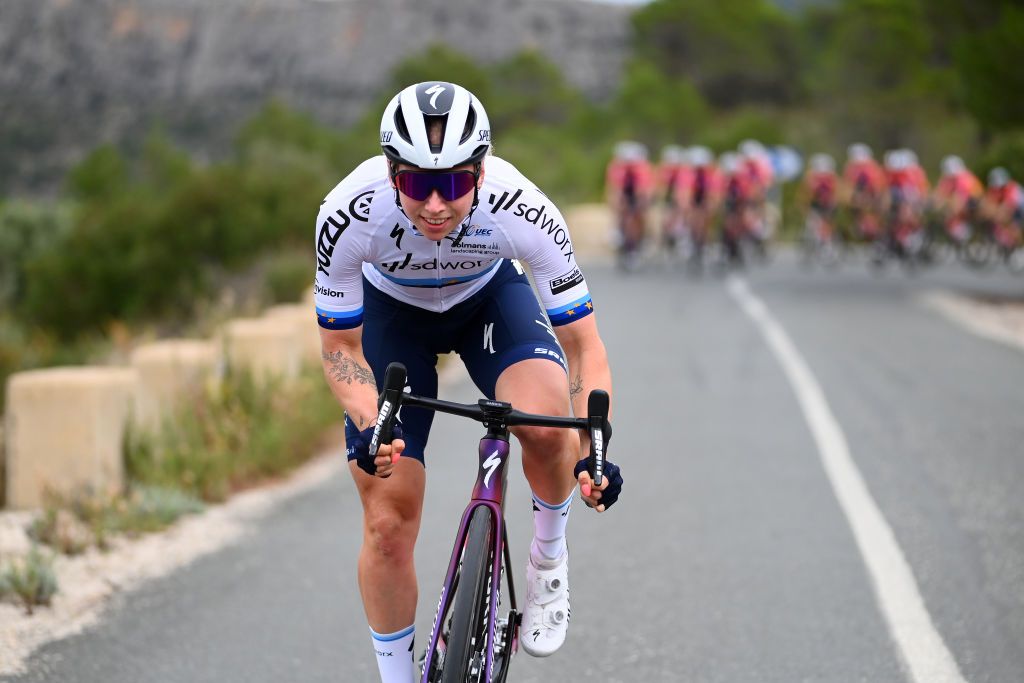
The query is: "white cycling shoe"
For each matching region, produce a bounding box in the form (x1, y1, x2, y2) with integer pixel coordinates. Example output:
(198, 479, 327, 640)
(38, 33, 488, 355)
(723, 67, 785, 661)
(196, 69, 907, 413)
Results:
(520, 548, 570, 657)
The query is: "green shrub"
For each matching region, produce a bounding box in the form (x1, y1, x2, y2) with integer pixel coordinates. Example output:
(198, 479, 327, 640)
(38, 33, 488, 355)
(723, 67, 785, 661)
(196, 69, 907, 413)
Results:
(978, 129, 1024, 181)
(126, 367, 339, 502)
(117, 485, 206, 533)
(265, 250, 315, 305)
(0, 202, 72, 310)
(27, 486, 206, 554)
(27, 506, 92, 556)
(2, 547, 58, 615)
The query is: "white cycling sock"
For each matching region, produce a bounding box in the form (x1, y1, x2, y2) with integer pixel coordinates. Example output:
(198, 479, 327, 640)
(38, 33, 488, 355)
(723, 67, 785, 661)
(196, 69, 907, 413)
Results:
(370, 624, 415, 683)
(530, 491, 573, 562)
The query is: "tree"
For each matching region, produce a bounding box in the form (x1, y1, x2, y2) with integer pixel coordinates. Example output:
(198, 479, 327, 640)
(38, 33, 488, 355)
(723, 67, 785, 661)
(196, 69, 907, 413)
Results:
(631, 0, 803, 108)
(611, 60, 711, 148)
(486, 50, 583, 132)
(812, 0, 942, 147)
(388, 44, 492, 105)
(953, 5, 1024, 133)
(66, 146, 128, 201)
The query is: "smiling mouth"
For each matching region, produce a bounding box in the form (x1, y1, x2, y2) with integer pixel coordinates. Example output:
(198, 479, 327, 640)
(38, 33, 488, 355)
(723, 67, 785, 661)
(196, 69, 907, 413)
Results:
(422, 217, 449, 228)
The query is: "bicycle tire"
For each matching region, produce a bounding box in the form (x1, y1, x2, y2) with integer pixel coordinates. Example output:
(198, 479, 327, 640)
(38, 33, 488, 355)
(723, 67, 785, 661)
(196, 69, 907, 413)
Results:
(440, 505, 494, 683)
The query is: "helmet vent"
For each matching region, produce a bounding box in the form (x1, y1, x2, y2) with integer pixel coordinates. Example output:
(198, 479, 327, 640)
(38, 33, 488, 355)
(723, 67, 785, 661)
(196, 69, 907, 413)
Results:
(393, 105, 412, 145)
(425, 114, 447, 154)
(460, 106, 477, 145)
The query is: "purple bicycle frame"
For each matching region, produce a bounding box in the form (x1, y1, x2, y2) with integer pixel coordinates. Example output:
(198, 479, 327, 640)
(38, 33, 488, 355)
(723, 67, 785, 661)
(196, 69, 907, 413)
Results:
(420, 435, 517, 682)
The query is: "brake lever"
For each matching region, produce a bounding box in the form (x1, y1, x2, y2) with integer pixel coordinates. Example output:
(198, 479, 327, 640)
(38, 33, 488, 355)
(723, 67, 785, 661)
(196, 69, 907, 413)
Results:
(587, 390, 610, 487)
(369, 362, 407, 457)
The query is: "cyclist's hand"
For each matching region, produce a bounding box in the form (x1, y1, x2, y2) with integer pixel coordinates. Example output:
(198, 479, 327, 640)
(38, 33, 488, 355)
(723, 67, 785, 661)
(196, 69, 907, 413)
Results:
(574, 458, 623, 513)
(347, 423, 405, 478)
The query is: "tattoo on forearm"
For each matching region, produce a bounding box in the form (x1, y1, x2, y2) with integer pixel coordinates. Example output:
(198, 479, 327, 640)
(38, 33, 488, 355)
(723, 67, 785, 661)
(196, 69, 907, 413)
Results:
(350, 413, 374, 430)
(569, 373, 583, 400)
(322, 350, 375, 386)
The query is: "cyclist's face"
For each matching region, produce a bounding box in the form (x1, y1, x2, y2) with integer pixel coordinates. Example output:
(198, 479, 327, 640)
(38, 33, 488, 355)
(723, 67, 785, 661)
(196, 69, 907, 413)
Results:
(392, 162, 484, 241)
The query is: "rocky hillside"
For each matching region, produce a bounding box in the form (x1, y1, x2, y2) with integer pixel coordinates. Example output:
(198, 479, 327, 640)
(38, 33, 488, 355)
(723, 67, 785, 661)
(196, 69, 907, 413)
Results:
(0, 0, 632, 192)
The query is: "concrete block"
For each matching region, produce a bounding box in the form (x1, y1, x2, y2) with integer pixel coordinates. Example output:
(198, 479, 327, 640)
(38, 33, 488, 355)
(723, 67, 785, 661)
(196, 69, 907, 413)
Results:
(263, 303, 322, 369)
(5, 367, 138, 509)
(130, 340, 221, 434)
(564, 203, 614, 256)
(223, 317, 301, 384)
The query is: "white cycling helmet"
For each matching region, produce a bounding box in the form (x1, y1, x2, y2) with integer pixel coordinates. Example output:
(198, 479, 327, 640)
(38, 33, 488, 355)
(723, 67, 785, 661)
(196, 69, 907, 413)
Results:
(380, 81, 491, 170)
(989, 167, 1010, 188)
(847, 143, 872, 162)
(719, 152, 741, 175)
(884, 149, 905, 170)
(689, 145, 713, 167)
(941, 155, 965, 176)
(614, 141, 643, 162)
(661, 145, 686, 165)
(809, 153, 835, 173)
(739, 139, 767, 159)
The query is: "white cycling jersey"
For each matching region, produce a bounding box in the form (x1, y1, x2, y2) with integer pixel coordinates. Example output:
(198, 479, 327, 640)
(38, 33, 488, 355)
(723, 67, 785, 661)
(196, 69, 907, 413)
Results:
(313, 155, 593, 330)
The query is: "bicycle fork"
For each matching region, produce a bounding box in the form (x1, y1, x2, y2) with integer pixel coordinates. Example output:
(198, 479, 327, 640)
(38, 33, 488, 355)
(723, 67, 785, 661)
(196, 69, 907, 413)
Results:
(421, 434, 520, 682)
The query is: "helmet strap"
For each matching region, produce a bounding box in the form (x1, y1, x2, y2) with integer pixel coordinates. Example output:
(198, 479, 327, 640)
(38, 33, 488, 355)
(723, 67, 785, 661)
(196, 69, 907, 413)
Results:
(389, 161, 404, 211)
(451, 163, 482, 248)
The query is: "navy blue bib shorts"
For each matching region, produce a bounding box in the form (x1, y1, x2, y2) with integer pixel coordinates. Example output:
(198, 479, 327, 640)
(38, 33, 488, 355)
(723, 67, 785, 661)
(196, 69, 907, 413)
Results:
(344, 260, 568, 465)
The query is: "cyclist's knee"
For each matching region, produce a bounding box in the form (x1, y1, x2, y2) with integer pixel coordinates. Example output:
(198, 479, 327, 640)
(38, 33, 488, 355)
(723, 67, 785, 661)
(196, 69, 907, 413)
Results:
(515, 422, 568, 449)
(515, 425, 576, 465)
(363, 507, 418, 562)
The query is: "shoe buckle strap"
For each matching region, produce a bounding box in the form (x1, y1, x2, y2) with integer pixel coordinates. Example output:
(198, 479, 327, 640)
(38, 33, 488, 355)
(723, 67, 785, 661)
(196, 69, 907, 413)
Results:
(533, 576, 564, 602)
(545, 606, 568, 627)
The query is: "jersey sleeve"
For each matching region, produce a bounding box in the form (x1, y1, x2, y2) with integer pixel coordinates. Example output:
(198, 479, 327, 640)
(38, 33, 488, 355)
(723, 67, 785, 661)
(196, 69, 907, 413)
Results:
(313, 179, 377, 330)
(506, 189, 594, 327)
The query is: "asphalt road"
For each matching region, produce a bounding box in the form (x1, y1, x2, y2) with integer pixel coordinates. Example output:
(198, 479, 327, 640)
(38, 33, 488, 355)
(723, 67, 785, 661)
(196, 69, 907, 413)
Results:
(6, 249, 1024, 683)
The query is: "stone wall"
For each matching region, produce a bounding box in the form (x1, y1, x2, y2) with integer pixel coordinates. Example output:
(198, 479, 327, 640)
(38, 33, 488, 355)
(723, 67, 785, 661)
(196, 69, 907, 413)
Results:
(2, 300, 322, 509)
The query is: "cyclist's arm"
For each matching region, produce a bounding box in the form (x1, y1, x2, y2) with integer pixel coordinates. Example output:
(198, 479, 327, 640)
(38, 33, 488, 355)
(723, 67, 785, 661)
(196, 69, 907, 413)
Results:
(553, 314, 612, 438)
(319, 326, 380, 431)
(605, 166, 622, 212)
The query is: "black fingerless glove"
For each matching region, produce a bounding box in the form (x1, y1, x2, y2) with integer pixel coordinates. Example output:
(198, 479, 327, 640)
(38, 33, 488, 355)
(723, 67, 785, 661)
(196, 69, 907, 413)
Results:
(346, 422, 404, 477)
(574, 457, 623, 510)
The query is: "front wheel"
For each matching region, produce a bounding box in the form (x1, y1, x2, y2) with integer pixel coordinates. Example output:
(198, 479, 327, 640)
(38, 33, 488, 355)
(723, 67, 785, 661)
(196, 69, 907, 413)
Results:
(1006, 245, 1024, 274)
(440, 506, 495, 683)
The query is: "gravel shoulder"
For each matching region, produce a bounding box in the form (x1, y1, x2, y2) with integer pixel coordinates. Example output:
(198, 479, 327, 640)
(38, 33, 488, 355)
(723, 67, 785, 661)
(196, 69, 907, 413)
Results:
(0, 452, 345, 676)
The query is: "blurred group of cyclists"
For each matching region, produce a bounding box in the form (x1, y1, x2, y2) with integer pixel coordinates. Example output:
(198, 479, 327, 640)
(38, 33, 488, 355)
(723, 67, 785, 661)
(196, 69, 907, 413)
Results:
(605, 139, 1024, 274)
(604, 139, 779, 272)
(799, 144, 1024, 272)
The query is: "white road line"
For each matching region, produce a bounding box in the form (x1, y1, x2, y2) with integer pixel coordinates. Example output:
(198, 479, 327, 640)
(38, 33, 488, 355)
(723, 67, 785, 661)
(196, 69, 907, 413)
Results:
(726, 276, 968, 683)
(920, 290, 1024, 354)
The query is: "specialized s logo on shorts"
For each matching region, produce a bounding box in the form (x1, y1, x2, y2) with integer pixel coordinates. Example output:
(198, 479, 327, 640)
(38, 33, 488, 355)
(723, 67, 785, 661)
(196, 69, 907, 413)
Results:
(483, 322, 495, 354)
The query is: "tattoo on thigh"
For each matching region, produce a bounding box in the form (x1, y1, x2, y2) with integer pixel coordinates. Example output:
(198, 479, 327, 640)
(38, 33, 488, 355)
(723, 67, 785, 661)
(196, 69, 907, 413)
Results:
(570, 373, 583, 399)
(323, 350, 374, 386)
